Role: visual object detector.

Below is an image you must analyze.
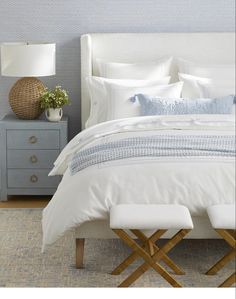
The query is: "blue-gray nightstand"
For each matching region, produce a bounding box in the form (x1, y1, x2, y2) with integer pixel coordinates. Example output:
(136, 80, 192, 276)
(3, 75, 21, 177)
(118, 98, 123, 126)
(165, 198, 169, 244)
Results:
(0, 114, 68, 201)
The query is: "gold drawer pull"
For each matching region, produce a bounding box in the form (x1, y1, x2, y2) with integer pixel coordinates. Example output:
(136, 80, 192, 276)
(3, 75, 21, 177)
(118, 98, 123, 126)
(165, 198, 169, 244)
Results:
(29, 136, 37, 144)
(30, 155, 38, 163)
(30, 175, 38, 183)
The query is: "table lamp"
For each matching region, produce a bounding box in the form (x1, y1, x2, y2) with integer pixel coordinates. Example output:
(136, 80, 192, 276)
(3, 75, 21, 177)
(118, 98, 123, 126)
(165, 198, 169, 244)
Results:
(1, 42, 56, 119)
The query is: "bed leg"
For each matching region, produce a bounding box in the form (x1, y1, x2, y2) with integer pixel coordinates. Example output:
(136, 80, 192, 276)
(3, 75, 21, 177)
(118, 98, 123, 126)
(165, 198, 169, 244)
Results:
(76, 238, 85, 269)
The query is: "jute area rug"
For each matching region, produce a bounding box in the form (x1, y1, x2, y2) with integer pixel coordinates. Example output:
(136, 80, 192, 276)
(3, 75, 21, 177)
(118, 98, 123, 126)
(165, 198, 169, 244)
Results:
(0, 209, 234, 287)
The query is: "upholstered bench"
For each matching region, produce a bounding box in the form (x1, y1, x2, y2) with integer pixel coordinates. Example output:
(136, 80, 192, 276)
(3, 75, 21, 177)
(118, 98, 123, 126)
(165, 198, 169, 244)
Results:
(206, 204, 236, 287)
(110, 204, 194, 287)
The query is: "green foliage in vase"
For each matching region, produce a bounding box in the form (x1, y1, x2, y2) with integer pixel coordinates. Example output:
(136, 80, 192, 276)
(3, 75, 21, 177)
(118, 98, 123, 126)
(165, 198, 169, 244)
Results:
(40, 86, 70, 109)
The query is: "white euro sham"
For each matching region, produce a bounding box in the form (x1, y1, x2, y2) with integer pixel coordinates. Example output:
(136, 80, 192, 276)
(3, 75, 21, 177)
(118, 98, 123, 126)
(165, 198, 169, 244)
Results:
(177, 58, 235, 82)
(177, 58, 235, 96)
(197, 81, 235, 98)
(96, 57, 173, 80)
(178, 73, 211, 98)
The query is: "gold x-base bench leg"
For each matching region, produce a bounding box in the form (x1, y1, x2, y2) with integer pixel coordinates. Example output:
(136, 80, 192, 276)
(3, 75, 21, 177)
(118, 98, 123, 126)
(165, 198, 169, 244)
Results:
(112, 229, 185, 276)
(219, 272, 236, 288)
(206, 229, 236, 288)
(112, 228, 191, 287)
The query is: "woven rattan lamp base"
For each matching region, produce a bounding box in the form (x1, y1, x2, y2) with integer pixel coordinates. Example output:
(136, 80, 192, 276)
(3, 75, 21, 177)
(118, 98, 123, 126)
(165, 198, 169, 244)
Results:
(9, 77, 45, 119)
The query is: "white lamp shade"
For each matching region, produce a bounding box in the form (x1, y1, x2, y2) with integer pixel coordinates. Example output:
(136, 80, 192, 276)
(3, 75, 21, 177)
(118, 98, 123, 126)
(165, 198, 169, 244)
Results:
(1, 42, 56, 77)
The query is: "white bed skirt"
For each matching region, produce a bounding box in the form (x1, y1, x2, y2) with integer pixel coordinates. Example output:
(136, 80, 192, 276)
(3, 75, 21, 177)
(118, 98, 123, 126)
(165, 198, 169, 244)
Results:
(75, 217, 219, 239)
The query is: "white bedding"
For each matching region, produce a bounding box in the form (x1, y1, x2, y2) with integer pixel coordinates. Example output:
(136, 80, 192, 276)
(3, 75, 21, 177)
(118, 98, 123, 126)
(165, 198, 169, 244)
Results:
(42, 114, 235, 250)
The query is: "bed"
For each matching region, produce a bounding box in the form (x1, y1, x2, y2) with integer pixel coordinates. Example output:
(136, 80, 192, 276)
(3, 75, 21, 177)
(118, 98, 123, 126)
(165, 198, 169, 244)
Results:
(42, 33, 235, 268)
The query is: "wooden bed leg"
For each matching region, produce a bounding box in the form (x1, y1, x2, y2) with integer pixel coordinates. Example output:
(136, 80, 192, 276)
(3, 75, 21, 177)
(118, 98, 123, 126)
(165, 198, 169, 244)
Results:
(76, 238, 85, 269)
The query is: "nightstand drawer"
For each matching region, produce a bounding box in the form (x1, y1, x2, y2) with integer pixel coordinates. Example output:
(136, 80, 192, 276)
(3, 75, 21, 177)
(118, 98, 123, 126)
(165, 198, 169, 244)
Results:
(7, 130, 60, 149)
(7, 150, 59, 169)
(8, 169, 60, 188)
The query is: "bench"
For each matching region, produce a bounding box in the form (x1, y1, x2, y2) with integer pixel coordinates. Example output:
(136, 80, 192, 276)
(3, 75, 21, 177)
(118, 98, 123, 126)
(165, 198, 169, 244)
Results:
(110, 204, 193, 287)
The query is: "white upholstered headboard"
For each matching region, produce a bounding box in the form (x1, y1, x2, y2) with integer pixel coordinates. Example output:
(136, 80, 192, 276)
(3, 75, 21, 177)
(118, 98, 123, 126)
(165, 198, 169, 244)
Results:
(80, 33, 235, 129)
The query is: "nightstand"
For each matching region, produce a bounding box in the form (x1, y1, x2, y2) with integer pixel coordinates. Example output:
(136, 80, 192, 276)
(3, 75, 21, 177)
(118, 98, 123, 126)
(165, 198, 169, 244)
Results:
(0, 114, 68, 201)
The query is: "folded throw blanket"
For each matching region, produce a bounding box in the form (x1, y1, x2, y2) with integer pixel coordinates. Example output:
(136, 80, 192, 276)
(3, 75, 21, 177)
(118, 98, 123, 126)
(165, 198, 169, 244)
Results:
(70, 134, 236, 175)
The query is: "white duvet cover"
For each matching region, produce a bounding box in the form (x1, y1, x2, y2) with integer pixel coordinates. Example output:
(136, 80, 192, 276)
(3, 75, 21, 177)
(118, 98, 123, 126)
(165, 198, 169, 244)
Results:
(42, 115, 235, 250)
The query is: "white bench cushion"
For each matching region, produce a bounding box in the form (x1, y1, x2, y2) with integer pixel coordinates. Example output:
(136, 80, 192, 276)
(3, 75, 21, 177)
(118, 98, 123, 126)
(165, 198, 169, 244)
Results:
(110, 204, 193, 230)
(207, 204, 236, 229)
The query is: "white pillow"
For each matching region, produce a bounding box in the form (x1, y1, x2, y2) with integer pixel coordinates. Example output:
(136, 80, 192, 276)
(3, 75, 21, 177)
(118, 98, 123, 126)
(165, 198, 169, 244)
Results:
(197, 81, 235, 98)
(105, 81, 183, 121)
(85, 76, 171, 128)
(96, 57, 173, 80)
(177, 58, 235, 85)
(178, 73, 211, 98)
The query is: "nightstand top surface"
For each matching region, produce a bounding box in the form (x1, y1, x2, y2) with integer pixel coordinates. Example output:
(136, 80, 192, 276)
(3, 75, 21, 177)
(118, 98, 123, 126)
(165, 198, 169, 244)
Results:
(1, 114, 68, 123)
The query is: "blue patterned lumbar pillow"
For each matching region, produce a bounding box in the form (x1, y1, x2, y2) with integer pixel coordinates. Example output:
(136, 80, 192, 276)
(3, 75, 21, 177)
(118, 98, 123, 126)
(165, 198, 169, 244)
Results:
(130, 94, 235, 115)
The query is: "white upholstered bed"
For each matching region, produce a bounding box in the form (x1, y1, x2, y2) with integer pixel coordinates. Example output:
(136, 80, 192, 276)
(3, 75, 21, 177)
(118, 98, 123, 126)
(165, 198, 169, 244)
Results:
(42, 33, 235, 267)
(77, 32, 235, 238)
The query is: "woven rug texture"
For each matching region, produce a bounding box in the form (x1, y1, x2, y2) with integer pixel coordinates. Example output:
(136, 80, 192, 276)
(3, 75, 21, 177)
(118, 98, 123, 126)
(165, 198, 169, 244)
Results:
(0, 209, 235, 287)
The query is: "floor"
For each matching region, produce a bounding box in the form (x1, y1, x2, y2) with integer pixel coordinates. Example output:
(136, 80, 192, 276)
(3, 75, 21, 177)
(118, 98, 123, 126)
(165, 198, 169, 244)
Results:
(0, 197, 235, 287)
(0, 196, 50, 208)
(1, 208, 235, 287)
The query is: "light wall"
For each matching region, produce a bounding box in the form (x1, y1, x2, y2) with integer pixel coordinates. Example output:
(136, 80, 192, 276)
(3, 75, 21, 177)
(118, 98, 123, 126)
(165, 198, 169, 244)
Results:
(0, 0, 235, 138)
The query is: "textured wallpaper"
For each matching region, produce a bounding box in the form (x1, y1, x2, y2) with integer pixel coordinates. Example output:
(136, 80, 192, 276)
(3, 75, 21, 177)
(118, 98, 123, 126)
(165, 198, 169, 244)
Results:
(0, 0, 235, 138)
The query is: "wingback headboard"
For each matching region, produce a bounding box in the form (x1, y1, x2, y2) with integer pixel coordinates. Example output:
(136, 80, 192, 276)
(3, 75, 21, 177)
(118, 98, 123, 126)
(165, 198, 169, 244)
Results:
(80, 33, 235, 129)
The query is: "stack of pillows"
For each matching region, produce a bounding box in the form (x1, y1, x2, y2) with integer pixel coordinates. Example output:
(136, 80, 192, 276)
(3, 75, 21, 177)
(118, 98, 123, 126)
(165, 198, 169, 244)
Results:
(86, 57, 235, 128)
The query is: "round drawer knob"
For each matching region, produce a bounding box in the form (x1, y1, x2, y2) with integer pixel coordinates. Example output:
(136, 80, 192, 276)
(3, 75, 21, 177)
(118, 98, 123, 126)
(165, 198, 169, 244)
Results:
(29, 136, 37, 144)
(30, 155, 38, 163)
(30, 175, 38, 183)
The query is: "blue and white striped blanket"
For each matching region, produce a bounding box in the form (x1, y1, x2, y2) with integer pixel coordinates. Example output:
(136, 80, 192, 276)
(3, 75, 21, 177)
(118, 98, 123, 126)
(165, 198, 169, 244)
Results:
(70, 134, 236, 175)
